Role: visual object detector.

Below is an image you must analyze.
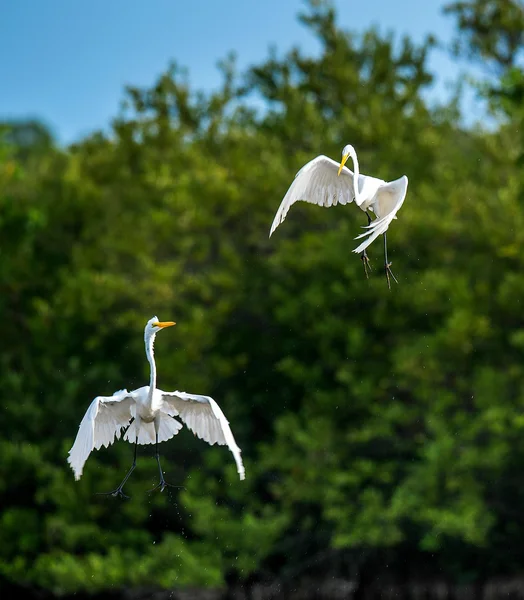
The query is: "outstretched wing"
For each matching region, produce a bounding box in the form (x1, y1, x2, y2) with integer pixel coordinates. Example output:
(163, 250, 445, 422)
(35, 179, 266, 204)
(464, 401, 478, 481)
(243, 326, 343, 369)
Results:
(160, 390, 245, 480)
(353, 176, 408, 254)
(67, 389, 135, 480)
(269, 155, 355, 237)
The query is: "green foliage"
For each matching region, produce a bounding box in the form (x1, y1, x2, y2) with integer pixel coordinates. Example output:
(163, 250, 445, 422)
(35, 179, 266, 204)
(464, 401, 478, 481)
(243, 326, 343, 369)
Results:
(2, 0, 524, 594)
(445, 0, 524, 69)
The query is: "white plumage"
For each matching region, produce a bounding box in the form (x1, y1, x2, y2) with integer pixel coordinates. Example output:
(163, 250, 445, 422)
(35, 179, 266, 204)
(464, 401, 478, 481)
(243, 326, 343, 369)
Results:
(160, 390, 244, 480)
(269, 144, 408, 285)
(67, 317, 245, 496)
(269, 155, 356, 236)
(351, 173, 408, 254)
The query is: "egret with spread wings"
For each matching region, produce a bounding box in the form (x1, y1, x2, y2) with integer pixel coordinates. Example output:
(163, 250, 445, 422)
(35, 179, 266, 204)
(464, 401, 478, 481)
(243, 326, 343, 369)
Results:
(269, 144, 408, 287)
(68, 317, 245, 498)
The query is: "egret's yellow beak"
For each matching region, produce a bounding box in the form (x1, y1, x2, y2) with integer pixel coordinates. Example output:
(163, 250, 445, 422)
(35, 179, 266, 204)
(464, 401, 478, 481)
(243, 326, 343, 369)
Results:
(154, 321, 176, 328)
(338, 153, 349, 176)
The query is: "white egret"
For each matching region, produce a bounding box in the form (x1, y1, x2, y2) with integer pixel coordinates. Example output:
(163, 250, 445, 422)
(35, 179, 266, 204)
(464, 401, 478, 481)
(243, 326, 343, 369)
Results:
(68, 317, 245, 498)
(269, 144, 408, 287)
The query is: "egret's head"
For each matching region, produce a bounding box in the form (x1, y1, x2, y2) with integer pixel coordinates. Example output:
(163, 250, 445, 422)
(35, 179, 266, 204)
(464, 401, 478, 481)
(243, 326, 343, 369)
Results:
(145, 316, 176, 339)
(338, 144, 355, 176)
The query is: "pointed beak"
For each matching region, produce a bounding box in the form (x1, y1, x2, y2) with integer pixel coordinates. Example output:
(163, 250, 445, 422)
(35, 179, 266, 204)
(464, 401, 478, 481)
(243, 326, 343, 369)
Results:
(154, 321, 176, 328)
(338, 153, 349, 176)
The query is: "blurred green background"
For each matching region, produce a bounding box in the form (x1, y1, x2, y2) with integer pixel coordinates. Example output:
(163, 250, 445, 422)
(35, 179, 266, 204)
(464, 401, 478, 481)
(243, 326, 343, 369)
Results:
(2, 0, 524, 597)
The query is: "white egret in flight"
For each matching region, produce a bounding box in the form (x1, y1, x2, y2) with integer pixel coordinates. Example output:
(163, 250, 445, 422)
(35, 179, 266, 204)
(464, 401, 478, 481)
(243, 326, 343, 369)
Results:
(68, 317, 245, 498)
(269, 144, 408, 287)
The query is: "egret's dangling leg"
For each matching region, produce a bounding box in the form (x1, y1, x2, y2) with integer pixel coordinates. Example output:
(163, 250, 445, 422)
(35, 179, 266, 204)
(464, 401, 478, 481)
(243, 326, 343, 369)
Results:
(383, 232, 398, 289)
(148, 421, 182, 493)
(360, 213, 372, 278)
(97, 436, 138, 500)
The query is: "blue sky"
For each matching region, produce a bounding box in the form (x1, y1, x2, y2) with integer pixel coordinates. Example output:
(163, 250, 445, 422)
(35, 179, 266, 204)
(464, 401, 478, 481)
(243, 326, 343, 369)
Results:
(0, 1, 466, 144)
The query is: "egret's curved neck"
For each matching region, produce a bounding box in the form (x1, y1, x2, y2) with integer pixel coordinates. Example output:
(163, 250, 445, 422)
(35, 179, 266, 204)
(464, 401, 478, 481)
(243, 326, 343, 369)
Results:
(145, 331, 157, 398)
(348, 146, 362, 205)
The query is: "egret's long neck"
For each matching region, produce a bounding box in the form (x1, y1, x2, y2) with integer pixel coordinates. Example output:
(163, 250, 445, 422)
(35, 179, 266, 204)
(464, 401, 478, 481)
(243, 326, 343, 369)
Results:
(349, 146, 362, 205)
(145, 331, 157, 400)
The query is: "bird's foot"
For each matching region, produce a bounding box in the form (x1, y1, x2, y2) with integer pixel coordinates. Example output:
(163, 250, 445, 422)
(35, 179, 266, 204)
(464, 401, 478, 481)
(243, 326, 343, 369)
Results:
(148, 477, 183, 494)
(360, 251, 372, 278)
(385, 262, 398, 289)
(95, 487, 130, 500)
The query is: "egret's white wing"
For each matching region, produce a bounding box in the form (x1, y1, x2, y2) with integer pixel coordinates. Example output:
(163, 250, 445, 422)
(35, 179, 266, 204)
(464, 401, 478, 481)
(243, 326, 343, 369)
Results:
(269, 155, 355, 237)
(353, 176, 408, 254)
(160, 390, 245, 480)
(67, 388, 135, 480)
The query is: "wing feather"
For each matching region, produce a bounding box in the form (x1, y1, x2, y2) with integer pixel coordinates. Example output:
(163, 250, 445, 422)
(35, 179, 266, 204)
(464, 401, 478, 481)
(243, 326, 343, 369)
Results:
(160, 390, 245, 480)
(67, 389, 135, 480)
(269, 155, 355, 236)
(353, 176, 408, 254)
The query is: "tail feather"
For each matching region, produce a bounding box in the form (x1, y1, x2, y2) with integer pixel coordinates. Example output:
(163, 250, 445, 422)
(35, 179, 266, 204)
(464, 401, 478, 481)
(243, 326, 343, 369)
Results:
(124, 414, 183, 445)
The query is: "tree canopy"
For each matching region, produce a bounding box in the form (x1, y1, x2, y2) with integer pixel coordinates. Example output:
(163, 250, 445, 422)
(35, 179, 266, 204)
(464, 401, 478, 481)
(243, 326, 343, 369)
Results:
(2, 0, 524, 595)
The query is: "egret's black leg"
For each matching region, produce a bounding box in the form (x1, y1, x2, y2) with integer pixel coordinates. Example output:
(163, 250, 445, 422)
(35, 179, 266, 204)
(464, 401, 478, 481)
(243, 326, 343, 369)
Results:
(360, 213, 372, 278)
(383, 232, 398, 289)
(96, 436, 138, 500)
(148, 432, 182, 493)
